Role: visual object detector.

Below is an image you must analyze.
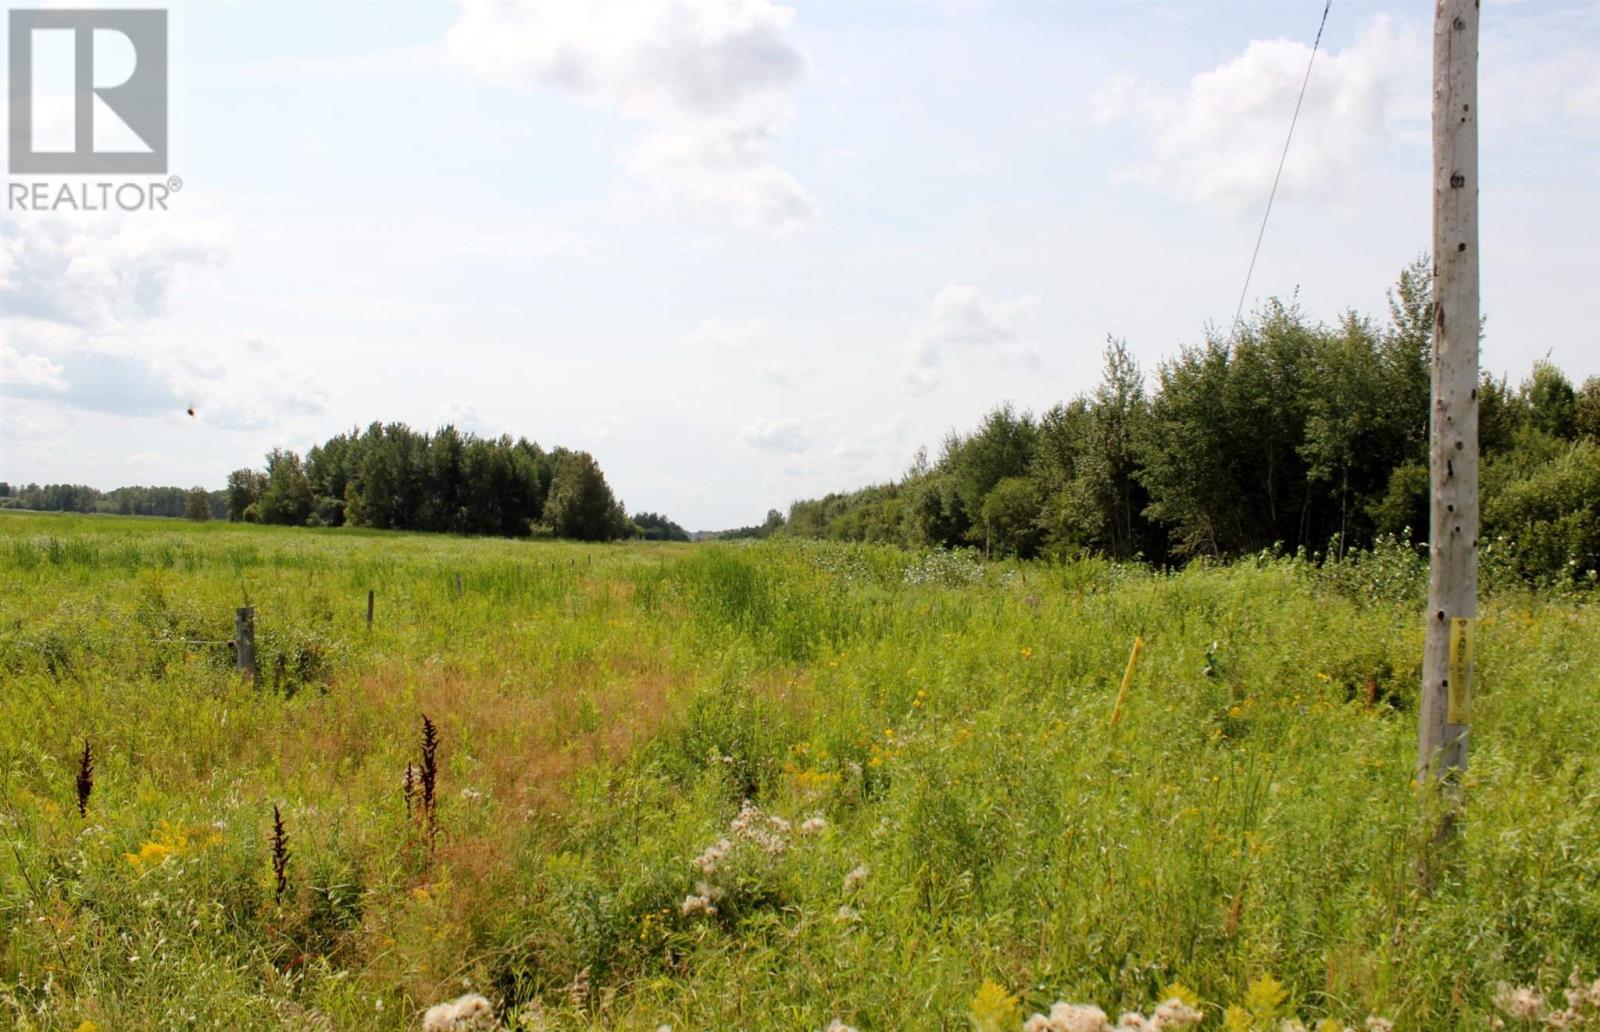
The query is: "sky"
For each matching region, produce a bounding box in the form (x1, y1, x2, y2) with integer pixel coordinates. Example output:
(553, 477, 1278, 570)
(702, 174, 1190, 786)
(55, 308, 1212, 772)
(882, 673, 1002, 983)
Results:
(2, 0, 1598, 530)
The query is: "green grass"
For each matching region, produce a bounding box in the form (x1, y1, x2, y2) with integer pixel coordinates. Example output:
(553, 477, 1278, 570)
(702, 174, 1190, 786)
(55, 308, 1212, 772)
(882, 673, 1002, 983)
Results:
(1, 511, 1597, 1030)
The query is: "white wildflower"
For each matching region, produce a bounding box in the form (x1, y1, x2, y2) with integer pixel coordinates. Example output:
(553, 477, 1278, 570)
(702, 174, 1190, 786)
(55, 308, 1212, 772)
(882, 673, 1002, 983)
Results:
(422, 993, 495, 1032)
(800, 816, 827, 835)
(1048, 1002, 1110, 1032)
(843, 864, 869, 893)
(822, 1021, 857, 1032)
(680, 893, 716, 918)
(1497, 985, 1546, 1023)
(834, 905, 860, 923)
(1151, 998, 1203, 1028)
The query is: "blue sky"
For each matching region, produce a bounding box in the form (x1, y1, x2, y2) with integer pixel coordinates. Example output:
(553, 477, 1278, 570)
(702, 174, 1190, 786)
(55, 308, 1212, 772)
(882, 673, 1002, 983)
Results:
(3, 0, 1598, 529)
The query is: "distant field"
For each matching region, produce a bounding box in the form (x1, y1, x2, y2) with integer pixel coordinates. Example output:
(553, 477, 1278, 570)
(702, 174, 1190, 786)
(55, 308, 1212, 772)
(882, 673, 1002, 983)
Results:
(1, 512, 1597, 1030)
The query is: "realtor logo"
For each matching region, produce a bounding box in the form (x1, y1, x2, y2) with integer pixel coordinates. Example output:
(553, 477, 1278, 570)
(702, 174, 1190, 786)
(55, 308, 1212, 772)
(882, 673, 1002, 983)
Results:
(8, 8, 168, 174)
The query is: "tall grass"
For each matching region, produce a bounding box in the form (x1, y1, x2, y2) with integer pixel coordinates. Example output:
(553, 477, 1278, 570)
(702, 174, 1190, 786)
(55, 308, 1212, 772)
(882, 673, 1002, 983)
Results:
(0, 512, 1596, 1029)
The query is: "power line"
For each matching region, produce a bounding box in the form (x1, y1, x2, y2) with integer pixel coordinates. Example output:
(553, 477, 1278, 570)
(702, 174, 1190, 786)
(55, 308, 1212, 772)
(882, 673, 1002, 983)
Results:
(1230, 0, 1334, 338)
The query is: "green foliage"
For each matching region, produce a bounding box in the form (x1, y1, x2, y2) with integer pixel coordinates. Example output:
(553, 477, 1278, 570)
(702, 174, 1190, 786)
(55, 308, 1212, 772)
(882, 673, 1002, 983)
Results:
(777, 259, 1595, 587)
(1483, 438, 1600, 585)
(540, 451, 630, 542)
(632, 512, 690, 542)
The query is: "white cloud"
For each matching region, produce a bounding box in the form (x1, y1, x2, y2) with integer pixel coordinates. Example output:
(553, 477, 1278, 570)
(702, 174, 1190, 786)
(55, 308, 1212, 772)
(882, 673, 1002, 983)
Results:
(686, 315, 770, 352)
(446, 0, 815, 238)
(0, 340, 67, 391)
(899, 285, 1040, 396)
(739, 415, 811, 453)
(1091, 17, 1425, 212)
(432, 399, 501, 436)
(0, 213, 229, 329)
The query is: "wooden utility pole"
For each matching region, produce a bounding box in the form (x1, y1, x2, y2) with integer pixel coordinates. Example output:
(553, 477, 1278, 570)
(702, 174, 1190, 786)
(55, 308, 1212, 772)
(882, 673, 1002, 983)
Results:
(1418, 0, 1478, 788)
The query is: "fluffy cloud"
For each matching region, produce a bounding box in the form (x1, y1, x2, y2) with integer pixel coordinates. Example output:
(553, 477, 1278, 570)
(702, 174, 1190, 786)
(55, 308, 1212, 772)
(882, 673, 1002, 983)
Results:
(0, 214, 228, 328)
(446, 0, 814, 237)
(1091, 17, 1424, 212)
(1, 213, 330, 434)
(686, 315, 770, 352)
(739, 415, 811, 453)
(0, 340, 67, 391)
(899, 285, 1039, 396)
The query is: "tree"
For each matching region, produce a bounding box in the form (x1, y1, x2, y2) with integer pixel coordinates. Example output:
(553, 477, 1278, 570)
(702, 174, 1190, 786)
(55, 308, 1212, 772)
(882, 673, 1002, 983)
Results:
(1525, 361, 1578, 441)
(225, 468, 265, 522)
(540, 451, 629, 541)
(184, 487, 212, 522)
(980, 476, 1043, 558)
(1577, 377, 1600, 443)
(256, 449, 314, 526)
(634, 511, 690, 542)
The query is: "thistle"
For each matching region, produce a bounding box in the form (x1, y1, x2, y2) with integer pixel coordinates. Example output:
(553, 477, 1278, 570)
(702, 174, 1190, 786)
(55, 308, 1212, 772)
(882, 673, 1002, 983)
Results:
(420, 714, 439, 843)
(75, 738, 93, 818)
(270, 804, 290, 903)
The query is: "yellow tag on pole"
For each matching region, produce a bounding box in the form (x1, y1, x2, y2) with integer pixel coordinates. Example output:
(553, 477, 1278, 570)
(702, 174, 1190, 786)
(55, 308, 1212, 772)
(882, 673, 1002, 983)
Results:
(1446, 617, 1473, 725)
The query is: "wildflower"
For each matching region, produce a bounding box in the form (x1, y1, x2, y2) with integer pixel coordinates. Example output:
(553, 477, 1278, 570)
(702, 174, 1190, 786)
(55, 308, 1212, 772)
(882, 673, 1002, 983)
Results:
(1497, 985, 1547, 1023)
(421, 993, 495, 1032)
(968, 979, 1021, 1032)
(1151, 998, 1203, 1028)
(459, 787, 484, 802)
(1117, 1012, 1148, 1029)
(822, 1021, 857, 1032)
(834, 905, 860, 923)
(693, 839, 730, 875)
(680, 893, 716, 918)
(842, 864, 869, 893)
(800, 816, 827, 836)
(1047, 1003, 1111, 1032)
(1363, 1020, 1393, 1032)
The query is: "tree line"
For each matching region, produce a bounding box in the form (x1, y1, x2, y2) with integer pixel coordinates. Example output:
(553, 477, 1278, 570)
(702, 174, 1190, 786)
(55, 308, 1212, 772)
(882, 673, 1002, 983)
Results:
(224, 422, 667, 542)
(778, 259, 1600, 584)
(0, 482, 224, 521)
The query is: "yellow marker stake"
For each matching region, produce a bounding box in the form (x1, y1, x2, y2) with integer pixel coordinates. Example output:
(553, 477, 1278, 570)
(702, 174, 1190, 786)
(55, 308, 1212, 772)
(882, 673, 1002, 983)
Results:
(1446, 617, 1473, 725)
(1109, 636, 1144, 725)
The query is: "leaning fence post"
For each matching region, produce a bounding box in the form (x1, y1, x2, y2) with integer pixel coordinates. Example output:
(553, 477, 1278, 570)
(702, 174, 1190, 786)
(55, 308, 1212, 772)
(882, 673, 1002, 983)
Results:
(235, 605, 257, 681)
(366, 589, 375, 630)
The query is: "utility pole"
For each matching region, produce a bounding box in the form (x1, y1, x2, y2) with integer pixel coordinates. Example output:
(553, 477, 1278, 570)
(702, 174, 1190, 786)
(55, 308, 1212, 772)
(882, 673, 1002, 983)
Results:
(1418, 0, 1478, 789)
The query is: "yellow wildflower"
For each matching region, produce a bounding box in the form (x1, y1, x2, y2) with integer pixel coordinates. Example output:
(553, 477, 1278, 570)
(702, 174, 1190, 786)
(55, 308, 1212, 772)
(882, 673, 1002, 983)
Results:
(967, 978, 1020, 1032)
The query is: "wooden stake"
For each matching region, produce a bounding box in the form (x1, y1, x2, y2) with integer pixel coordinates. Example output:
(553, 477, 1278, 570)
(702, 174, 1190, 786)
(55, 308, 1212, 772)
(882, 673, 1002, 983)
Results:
(235, 605, 256, 682)
(366, 589, 375, 630)
(1109, 636, 1144, 726)
(1418, 0, 1478, 788)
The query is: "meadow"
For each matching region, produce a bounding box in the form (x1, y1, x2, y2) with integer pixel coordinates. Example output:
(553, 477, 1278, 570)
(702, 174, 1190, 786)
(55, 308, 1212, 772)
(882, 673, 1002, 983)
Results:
(1, 511, 1597, 1030)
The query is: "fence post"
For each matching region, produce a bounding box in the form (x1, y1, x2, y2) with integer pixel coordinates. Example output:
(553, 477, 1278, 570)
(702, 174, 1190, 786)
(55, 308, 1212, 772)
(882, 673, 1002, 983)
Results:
(235, 605, 256, 681)
(366, 589, 375, 630)
(454, 573, 463, 598)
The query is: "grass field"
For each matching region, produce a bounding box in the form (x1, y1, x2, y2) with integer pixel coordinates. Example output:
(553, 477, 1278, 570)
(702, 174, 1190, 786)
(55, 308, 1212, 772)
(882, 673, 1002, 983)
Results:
(2, 511, 1597, 1030)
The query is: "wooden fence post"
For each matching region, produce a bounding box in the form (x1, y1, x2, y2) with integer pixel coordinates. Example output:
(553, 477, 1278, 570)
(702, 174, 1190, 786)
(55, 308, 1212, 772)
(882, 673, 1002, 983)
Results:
(366, 589, 375, 630)
(235, 605, 256, 681)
